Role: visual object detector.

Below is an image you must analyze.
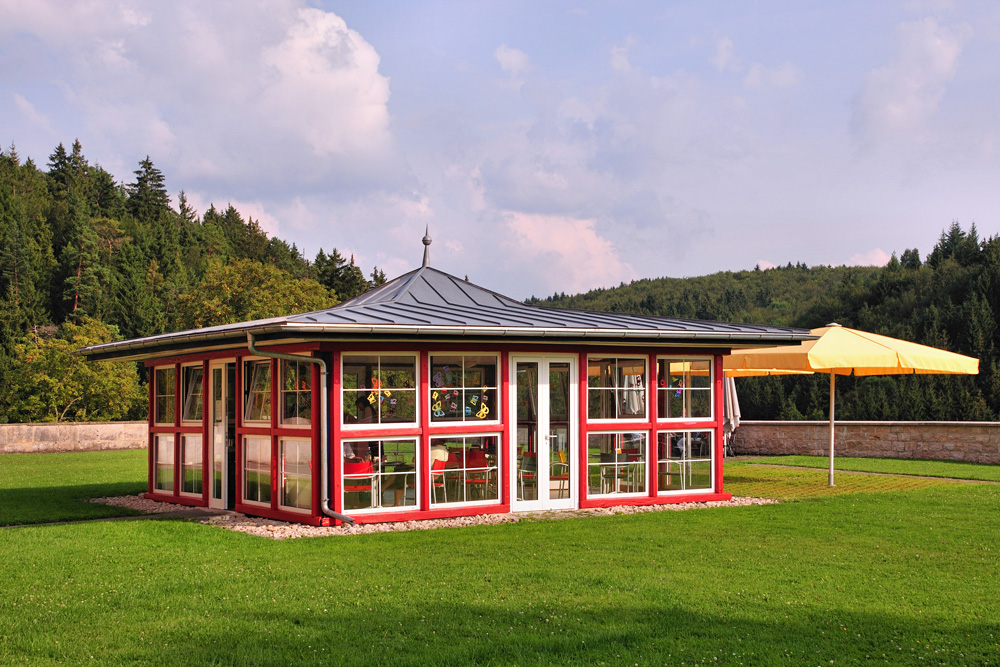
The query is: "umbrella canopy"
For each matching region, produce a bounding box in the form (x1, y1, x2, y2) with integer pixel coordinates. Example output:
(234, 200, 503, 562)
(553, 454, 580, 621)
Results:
(726, 325, 980, 376)
(724, 324, 979, 484)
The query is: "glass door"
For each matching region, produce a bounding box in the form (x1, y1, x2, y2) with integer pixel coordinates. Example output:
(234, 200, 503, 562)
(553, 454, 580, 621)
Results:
(209, 361, 236, 509)
(511, 356, 577, 511)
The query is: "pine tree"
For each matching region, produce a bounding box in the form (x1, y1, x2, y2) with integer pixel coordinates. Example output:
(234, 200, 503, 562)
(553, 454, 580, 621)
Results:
(126, 156, 170, 223)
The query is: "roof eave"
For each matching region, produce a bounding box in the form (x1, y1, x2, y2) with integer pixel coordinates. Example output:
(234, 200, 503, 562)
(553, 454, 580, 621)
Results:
(80, 322, 815, 362)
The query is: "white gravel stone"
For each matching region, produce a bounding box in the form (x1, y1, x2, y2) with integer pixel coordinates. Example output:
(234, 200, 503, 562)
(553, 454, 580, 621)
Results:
(91, 494, 778, 540)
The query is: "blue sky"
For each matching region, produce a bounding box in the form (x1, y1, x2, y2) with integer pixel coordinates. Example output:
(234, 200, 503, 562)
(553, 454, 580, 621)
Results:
(2, 1, 999, 299)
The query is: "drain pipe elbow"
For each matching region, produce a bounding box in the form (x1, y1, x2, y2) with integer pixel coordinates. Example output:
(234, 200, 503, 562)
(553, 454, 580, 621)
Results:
(246, 332, 355, 525)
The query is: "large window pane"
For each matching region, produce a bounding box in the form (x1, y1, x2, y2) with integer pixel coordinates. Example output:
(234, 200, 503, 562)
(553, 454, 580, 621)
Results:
(280, 438, 312, 511)
(181, 365, 204, 423)
(587, 357, 646, 420)
(243, 436, 271, 504)
(181, 435, 203, 495)
(154, 434, 174, 492)
(342, 438, 418, 511)
(586, 432, 646, 495)
(342, 355, 417, 426)
(281, 359, 312, 426)
(244, 360, 272, 422)
(154, 367, 175, 425)
(429, 355, 498, 423)
(429, 435, 500, 505)
(657, 431, 713, 492)
(657, 359, 712, 420)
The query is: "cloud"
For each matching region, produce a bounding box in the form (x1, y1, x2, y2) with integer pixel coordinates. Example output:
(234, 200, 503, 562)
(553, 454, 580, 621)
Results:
(755, 260, 777, 270)
(12, 93, 52, 132)
(743, 61, 801, 89)
(260, 8, 391, 158)
(851, 18, 971, 147)
(499, 211, 637, 294)
(846, 248, 892, 267)
(610, 35, 638, 74)
(494, 44, 530, 77)
(712, 37, 734, 72)
(0, 1, 395, 196)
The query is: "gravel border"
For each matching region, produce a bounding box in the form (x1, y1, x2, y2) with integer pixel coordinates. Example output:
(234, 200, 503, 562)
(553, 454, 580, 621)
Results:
(91, 494, 778, 540)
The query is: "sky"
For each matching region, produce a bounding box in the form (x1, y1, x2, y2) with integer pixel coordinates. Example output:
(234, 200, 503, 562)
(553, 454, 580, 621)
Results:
(2, 1, 1000, 300)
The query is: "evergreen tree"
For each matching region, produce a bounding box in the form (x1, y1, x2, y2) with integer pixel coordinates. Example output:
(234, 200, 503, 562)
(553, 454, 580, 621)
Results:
(126, 156, 170, 223)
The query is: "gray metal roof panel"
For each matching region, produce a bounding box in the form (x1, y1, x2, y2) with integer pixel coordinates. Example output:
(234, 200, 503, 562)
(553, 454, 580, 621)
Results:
(79, 265, 813, 360)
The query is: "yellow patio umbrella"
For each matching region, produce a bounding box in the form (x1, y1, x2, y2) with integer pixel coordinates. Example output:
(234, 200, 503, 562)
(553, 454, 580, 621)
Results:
(724, 324, 979, 485)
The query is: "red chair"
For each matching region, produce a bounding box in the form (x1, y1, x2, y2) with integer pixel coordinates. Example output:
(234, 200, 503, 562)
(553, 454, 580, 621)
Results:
(464, 450, 493, 500)
(343, 460, 377, 509)
(422, 458, 448, 503)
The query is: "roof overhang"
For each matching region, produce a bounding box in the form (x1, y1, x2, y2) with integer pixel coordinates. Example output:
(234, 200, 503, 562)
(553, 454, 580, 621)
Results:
(80, 321, 817, 363)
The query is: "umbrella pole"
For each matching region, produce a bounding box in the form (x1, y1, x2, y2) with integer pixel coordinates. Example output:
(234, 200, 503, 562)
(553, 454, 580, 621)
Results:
(828, 373, 835, 486)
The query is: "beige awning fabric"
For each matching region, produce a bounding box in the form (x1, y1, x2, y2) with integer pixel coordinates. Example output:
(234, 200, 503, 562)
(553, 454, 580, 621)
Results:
(724, 325, 979, 377)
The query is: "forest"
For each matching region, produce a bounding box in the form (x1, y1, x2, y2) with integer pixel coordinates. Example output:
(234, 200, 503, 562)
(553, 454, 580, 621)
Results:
(532, 224, 1000, 422)
(1, 140, 997, 423)
(0, 141, 383, 423)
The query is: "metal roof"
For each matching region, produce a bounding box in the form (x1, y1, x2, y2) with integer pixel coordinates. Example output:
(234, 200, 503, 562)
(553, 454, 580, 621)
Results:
(80, 265, 814, 361)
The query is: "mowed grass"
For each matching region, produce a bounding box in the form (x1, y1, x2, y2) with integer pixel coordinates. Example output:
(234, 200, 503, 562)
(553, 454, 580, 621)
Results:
(744, 454, 1000, 483)
(1, 452, 999, 665)
(0, 450, 147, 525)
(724, 459, 966, 499)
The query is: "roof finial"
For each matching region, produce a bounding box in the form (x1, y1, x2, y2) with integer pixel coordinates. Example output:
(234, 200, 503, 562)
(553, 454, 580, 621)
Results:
(422, 225, 432, 268)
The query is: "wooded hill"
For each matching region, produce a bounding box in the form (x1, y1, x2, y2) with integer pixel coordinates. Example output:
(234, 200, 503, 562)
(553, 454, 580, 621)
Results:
(0, 141, 383, 422)
(530, 224, 1000, 422)
(2, 140, 997, 423)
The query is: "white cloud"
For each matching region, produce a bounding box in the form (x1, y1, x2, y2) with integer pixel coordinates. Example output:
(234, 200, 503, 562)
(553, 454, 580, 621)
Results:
(846, 248, 892, 266)
(755, 260, 777, 270)
(12, 93, 52, 132)
(260, 8, 392, 158)
(610, 36, 638, 74)
(0, 1, 395, 193)
(494, 44, 529, 77)
(712, 37, 734, 72)
(743, 61, 801, 90)
(851, 18, 971, 147)
(499, 211, 637, 294)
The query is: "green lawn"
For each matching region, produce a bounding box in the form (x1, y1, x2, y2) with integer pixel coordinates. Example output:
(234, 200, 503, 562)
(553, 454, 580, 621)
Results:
(743, 454, 1000, 483)
(1, 452, 999, 665)
(0, 450, 148, 526)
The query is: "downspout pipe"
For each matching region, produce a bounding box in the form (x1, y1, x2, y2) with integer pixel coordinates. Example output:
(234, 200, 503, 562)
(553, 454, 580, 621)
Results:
(247, 332, 355, 525)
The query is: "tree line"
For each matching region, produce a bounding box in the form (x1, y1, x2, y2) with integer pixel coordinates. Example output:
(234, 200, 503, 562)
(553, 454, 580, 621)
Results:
(0, 141, 384, 422)
(532, 223, 1000, 422)
(3, 140, 996, 423)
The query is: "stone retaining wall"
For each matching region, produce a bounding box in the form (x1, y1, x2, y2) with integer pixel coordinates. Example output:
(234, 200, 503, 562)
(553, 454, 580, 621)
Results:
(0, 421, 148, 455)
(731, 420, 1000, 465)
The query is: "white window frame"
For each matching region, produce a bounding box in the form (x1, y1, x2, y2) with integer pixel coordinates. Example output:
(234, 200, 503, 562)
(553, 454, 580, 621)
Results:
(243, 357, 272, 425)
(655, 429, 715, 494)
(427, 353, 501, 426)
(585, 355, 648, 424)
(153, 366, 176, 426)
(279, 357, 313, 429)
(656, 356, 714, 422)
(154, 434, 174, 492)
(179, 434, 203, 497)
(180, 363, 205, 425)
(278, 437, 312, 513)
(242, 435, 272, 507)
(340, 353, 420, 430)
(428, 433, 503, 508)
(585, 430, 648, 498)
(340, 437, 420, 514)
